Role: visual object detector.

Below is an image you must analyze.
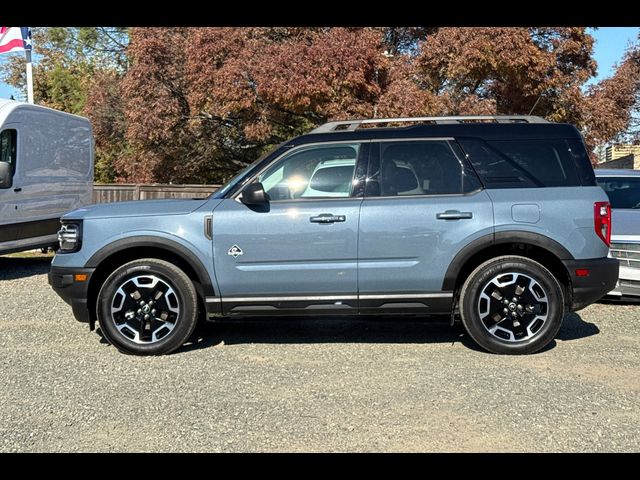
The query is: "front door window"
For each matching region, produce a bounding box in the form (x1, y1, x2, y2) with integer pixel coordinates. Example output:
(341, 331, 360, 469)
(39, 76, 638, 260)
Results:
(258, 144, 360, 201)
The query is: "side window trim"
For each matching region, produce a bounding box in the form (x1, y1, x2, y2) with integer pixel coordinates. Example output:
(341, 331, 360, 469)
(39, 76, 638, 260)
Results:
(448, 140, 484, 193)
(349, 142, 369, 199)
(233, 140, 368, 203)
(364, 141, 381, 197)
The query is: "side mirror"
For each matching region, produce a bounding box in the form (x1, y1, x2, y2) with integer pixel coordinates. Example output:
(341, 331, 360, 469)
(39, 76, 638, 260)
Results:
(241, 182, 269, 205)
(0, 162, 13, 189)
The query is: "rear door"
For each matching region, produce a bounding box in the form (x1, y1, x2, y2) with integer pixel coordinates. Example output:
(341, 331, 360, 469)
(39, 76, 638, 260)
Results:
(357, 139, 494, 314)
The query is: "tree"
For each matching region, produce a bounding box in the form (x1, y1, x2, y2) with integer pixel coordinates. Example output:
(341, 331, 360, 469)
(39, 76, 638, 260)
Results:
(405, 27, 597, 120)
(85, 70, 127, 182)
(583, 41, 640, 148)
(0, 27, 130, 182)
(5, 27, 639, 183)
(118, 27, 640, 181)
(381, 27, 640, 158)
(0, 27, 128, 111)
(118, 28, 202, 183)
(117, 27, 392, 183)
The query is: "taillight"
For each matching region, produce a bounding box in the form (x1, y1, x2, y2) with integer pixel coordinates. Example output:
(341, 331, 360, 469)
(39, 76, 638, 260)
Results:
(594, 201, 611, 247)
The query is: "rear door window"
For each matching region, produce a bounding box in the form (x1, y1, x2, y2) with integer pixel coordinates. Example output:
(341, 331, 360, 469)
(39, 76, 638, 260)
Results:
(367, 140, 480, 197)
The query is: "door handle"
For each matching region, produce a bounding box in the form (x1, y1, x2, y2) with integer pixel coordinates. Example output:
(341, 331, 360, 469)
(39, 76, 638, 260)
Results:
(13, 188, 22, 192)
(310, 214, 346, 224)
(436, 210, 473, 220)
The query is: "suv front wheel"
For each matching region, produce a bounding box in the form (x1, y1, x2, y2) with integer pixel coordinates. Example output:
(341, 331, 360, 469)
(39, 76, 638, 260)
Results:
(96, 258, 198, 355)
(459, 255, 565, 355)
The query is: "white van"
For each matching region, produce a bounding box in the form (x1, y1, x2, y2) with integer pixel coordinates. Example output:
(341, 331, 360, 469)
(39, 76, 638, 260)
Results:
(0, 99, 93, 255)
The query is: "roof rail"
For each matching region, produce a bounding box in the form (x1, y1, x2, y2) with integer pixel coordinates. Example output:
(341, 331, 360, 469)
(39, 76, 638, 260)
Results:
(310, 115, 549, 134)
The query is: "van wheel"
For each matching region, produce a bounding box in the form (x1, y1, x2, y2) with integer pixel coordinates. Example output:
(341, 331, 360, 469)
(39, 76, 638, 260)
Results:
(96, 258, 198, 355)
(459, 255, 564, 355)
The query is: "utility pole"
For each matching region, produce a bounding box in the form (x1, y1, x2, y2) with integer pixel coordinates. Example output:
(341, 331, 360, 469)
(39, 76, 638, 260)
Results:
(25, 48, 34, 104)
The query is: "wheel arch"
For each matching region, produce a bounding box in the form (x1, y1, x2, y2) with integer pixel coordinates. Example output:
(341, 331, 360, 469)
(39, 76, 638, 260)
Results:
(85, 236, 215, 324)
(443, 232, 574, 304)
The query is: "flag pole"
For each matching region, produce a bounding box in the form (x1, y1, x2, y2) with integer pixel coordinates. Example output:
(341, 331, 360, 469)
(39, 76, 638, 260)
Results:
(25, 48, 34, 104)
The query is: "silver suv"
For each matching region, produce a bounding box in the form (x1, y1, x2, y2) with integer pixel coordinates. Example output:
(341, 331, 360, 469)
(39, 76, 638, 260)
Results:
(596, 169, 640, 298)
(49, 116, 619, 356)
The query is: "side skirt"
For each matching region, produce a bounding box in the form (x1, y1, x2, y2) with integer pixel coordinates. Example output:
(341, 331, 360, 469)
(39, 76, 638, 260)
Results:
(358, 292, 453, 315)
(204, 292, 454, 319)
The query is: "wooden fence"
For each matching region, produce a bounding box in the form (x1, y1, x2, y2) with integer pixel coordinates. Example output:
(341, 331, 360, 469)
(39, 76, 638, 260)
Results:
(93, 183, 222, 203)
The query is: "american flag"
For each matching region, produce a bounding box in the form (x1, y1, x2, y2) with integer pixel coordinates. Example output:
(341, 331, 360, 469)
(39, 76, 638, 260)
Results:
(0, 27, 32, 54)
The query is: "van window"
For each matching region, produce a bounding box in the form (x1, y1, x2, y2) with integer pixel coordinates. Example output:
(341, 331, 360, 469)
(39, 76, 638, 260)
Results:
(22, 115, 91, 179)
(458, 138, 588, 188)
(0, 129, 17, 172)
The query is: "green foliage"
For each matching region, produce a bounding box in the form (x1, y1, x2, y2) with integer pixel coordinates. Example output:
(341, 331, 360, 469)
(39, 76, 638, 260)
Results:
(0, 27, 130, 180)
(35, 62, 88, 114)
(0, 28, 128, 105)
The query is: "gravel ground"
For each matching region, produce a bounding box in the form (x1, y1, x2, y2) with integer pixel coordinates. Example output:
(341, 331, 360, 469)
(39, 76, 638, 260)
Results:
(1, 253, 639, 452)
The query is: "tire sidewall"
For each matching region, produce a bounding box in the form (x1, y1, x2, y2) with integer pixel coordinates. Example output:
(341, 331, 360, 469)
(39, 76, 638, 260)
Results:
(460, 256, 565, 355)
(97, 259, 197, 355)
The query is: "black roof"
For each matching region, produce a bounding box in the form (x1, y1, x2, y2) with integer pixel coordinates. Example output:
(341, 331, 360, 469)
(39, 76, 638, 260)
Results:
(290, 122, 582, 147)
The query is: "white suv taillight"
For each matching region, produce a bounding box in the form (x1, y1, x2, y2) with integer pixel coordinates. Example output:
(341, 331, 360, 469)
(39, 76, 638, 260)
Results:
(594, 201, 611, 247)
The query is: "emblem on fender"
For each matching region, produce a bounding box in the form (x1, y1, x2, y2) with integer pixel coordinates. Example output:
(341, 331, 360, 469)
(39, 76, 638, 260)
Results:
(228, 245, 243, 258)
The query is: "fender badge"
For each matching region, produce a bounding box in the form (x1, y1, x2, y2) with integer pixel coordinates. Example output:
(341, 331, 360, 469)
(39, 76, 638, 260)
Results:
(228, 245, 243, 258)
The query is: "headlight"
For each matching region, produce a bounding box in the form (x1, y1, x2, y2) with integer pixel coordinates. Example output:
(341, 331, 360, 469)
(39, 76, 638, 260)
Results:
(57, 222, 82, 253)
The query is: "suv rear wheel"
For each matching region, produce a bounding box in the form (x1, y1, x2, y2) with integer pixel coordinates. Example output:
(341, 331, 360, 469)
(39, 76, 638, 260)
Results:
(96, 258, 198, 355)
(459, 255, 565, 355)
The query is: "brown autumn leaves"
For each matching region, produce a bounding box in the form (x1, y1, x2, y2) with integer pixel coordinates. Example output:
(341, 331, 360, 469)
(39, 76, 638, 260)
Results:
(84, 27, 640, 184)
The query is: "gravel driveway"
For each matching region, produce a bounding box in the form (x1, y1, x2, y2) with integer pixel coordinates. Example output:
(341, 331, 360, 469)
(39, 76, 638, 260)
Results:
(1, 253, 639, 452)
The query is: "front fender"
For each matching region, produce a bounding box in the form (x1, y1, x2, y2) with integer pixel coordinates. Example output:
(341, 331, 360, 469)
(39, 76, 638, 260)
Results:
(84, 233, 216, 298)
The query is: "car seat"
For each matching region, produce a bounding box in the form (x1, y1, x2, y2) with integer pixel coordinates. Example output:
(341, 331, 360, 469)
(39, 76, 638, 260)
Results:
(381, 160, 420, 196)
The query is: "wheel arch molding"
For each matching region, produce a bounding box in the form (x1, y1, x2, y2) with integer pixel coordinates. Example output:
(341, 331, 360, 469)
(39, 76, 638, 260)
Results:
(85, 235, 216, 298)
(442, 231, 574, 292)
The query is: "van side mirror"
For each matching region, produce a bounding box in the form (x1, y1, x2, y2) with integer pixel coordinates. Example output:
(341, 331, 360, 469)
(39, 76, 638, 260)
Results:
(241, 182, 269, 205)
(0, 162, 13, 189)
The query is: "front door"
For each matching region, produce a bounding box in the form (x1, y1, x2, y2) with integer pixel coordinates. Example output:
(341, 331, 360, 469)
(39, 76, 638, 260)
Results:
(212, 142, 366, 315)
(357, 139, 494, 314)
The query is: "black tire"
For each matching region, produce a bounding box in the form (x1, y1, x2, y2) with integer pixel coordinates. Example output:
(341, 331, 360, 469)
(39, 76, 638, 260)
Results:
(459, 255, 565, 355)
(97, 258, 198, 355)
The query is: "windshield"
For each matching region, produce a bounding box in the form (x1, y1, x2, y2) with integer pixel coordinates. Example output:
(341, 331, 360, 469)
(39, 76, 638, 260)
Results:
(596, 176, 640, 209)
